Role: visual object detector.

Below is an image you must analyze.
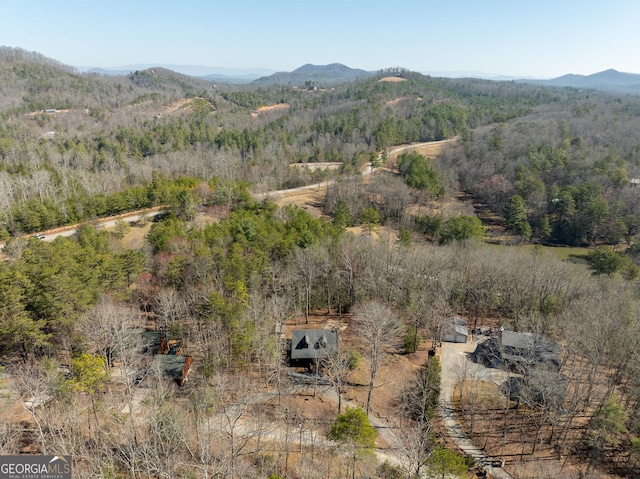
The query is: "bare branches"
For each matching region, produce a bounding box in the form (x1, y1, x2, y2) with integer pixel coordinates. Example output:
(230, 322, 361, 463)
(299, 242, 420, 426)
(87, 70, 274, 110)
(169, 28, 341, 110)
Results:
(353, 300, 401, 413)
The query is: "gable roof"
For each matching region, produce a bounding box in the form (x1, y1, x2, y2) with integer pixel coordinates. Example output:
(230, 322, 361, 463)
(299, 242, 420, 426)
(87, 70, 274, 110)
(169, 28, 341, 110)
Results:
(500, 330, 561, 368)
(291, 329, 338, 360)
(149, 354, 192, 386)
(501, 331, 559, 353)
(443, 316, 468, 338)
(472, 330, 561, 371)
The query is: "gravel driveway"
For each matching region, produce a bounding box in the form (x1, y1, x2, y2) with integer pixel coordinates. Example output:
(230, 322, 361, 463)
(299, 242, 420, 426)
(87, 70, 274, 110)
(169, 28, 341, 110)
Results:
(439, 340, 514, 479)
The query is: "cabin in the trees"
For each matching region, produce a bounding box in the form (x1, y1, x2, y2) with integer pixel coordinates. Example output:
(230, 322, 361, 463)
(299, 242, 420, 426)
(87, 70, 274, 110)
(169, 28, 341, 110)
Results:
(290, 329, 338, 362)
(137, 331, 192, 386)
(149, 354, 192, 387)
(473, 330, 561, 372)
(442, 316, 468, 343)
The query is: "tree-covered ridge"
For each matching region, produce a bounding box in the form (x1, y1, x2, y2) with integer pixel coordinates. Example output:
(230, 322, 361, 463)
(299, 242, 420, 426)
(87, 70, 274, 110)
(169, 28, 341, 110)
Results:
(1, 50, 640, 250)
(0, 47, 214, 113)
(0, 50, 567, 238)
(446, 96, 640, 246)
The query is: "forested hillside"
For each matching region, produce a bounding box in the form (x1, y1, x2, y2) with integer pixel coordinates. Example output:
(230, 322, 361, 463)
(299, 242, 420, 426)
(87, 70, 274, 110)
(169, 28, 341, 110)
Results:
(2, 47, 640, 478)
(1, 50, 555, 236)
(444, 99, 640, 248)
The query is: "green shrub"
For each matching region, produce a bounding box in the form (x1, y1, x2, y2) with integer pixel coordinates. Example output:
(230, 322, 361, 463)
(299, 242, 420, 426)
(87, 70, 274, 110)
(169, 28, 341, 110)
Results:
(404, 326, 423, 353)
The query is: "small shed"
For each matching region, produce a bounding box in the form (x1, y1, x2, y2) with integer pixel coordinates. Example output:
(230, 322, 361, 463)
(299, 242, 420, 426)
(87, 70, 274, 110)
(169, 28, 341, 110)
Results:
(291, 329, 338, 360)
(442, 316, 468, 343)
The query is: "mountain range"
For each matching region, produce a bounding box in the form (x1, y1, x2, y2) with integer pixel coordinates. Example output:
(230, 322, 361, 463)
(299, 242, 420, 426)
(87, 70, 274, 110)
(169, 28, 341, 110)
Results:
(77, 64, 276, 83)
(518, 69, 640, 94)
(69, 61, 640, 94)
(249, 66, 640, 93)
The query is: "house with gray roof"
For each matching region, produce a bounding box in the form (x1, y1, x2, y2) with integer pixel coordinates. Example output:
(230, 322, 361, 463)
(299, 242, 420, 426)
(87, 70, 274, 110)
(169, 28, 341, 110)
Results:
(135, 330, 192, 386)
(473, 330, 561, 372)
(290, 329, 338, 361)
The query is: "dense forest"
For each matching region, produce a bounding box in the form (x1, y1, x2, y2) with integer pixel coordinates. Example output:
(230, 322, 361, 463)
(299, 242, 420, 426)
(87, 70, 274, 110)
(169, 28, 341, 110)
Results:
(1, 47, 640, 478)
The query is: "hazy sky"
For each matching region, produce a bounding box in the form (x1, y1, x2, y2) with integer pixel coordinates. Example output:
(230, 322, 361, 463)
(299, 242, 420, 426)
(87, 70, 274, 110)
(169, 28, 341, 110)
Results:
(2, 0, 639, 78)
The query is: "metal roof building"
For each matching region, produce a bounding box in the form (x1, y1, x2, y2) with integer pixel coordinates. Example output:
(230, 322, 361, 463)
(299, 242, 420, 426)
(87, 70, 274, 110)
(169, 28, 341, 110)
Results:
(473, 330, 561, 372)
(290, 329, 338, 360)
(442, 316, 468, 343)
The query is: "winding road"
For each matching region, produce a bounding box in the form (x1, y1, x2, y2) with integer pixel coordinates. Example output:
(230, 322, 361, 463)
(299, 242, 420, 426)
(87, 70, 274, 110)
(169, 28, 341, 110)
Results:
(254, 138, 457, 202)
(4, 139, 458, 246)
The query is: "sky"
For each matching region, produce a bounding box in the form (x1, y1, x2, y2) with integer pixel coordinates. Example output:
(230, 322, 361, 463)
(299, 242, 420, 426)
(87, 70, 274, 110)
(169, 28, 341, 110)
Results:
(2, 0, 640, 78)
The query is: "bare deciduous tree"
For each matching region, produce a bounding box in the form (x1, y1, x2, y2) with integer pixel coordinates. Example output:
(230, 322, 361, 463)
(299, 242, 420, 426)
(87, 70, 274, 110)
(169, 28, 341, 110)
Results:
(396, 419, 435, 479)
(353, 299, 401, 413)
(79, 296, 139, 366)
(289, 246, 321, 324)
(321, 345, 354, 414)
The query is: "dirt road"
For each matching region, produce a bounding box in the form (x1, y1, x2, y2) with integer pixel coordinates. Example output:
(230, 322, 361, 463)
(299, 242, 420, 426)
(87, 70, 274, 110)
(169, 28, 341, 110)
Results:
(253, 164, 374, 203)
(6, 138, 458, 245)
(387, 138, 457, 159)
(1, 208, 165, 247)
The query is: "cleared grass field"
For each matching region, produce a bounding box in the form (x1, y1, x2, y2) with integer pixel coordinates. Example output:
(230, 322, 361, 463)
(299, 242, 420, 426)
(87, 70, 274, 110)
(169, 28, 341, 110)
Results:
(486, 243, 591, 263)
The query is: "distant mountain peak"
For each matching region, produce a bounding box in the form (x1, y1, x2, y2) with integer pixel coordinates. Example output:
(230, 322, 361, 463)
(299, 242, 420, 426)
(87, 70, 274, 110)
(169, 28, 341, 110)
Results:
(520, 68, 640, 94)
(252, 63, 373, 86)
(293, 63, 353, 73)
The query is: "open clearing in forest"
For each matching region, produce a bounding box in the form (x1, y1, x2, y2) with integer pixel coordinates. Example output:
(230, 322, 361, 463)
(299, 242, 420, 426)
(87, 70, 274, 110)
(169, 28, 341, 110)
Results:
(379, 76, 407, 83)
(271, 139, 459, 220)
(251, 103, 290, 117)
